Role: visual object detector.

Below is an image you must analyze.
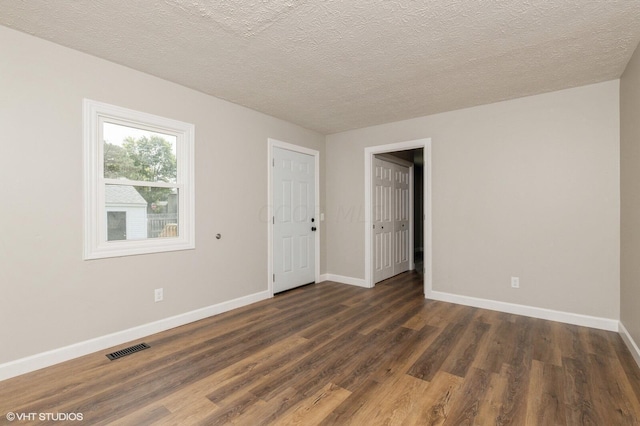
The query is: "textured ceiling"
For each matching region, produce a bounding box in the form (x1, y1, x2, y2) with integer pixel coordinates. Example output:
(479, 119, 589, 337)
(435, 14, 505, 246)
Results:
(2, 1, 640, 134)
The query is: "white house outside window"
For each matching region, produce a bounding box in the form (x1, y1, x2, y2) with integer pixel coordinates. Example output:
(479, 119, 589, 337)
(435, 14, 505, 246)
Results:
(84, 99, 195, 259)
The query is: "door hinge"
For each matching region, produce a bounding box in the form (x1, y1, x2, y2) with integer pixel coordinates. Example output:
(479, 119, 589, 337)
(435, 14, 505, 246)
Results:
(273, 273, 275, 282)
(272, 159, 275, 167)
(373, 224, 375, 229)
(273, 216, 275, 224)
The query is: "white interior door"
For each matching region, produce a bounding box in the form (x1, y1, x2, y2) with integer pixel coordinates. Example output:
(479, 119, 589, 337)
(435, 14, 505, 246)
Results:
(393, 163, 410, 275)
(373, 158, 394, 283)
(374, 157, 411, 284)
(273, 147, 316, 293)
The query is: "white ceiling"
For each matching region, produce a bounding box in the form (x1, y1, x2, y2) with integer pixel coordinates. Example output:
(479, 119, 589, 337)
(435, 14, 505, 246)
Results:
(2, 1, 640, 134)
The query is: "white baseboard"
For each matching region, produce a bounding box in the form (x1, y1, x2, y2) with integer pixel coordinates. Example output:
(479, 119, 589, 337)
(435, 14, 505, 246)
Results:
(0, 290, 271, 382)
(322, 274, 369, 288)
(620, 322, 640, 369)
(318, 274, 328, 283)
(427, 290, 619, 332)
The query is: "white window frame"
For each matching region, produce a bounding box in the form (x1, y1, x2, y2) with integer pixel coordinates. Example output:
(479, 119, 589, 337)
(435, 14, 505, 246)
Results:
(83, 99, 195, 259)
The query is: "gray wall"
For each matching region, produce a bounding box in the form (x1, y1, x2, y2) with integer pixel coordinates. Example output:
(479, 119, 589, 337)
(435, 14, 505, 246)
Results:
(0, 25, 325, 364)
(326, 81, 620, 319)
(621, 42, 640, 346)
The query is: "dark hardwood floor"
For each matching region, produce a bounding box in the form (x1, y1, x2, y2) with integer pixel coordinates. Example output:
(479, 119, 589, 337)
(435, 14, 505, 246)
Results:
(2, 272, 640, 425)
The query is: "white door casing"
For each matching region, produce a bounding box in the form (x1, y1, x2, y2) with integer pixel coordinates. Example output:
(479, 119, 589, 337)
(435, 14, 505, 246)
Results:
(272, 146, 316, 293)
(365, 138, 432, 296)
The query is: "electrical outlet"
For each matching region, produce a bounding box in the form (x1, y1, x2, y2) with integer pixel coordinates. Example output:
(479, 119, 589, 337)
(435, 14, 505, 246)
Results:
(511, 277, 520, 289)
(154, 288, 163, 302)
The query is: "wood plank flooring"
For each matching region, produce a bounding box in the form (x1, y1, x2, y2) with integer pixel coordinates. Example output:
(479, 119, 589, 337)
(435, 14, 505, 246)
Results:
(2, 272, 640, 425)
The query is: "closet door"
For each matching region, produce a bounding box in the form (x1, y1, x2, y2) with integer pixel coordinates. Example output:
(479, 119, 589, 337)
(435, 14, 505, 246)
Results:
(393, 163, 410, 275)
(373, 158, 394, 283)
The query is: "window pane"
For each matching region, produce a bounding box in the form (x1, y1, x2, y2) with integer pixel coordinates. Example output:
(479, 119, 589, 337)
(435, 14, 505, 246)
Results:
(103, 122, 177, 183)
(105, 184, 179, 240)
(107, 212, 127, 241)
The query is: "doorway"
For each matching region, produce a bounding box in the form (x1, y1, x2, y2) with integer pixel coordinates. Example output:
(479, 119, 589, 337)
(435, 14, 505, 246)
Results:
(364, 138, 432, 296)
(268, 139, 320, 295)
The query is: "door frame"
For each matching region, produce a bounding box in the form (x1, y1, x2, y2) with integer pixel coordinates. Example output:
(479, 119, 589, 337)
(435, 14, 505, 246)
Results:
(364, 138, 432, 296)
(268, 138, 321, 297)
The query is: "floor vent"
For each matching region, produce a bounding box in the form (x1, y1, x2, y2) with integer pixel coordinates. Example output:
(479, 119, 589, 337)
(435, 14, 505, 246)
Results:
(106, 343, 150, 360)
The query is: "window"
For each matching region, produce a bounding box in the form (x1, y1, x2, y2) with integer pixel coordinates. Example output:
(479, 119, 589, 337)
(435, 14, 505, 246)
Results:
(84, 99, 194, 259)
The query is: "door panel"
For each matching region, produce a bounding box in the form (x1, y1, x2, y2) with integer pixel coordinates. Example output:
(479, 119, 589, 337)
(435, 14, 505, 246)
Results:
(373, 158, 394, 283)
(273, 147, 315, 293)
(374, 157, 411, 284)
(394, 164, 410, 274)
